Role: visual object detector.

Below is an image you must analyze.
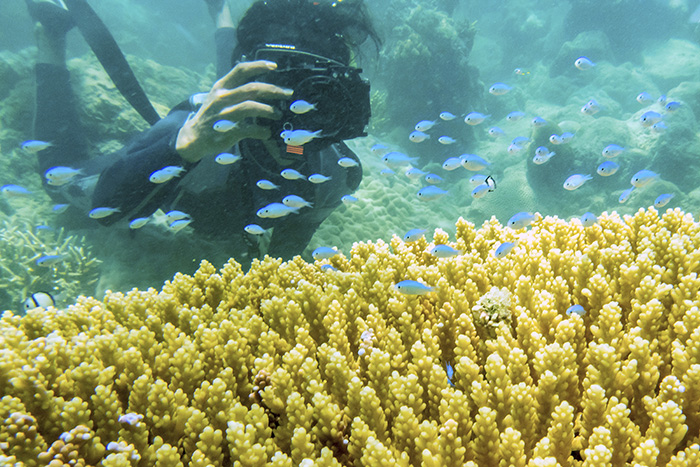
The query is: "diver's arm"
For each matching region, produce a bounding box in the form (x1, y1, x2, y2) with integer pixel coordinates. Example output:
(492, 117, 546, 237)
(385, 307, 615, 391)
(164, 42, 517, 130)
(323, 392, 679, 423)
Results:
(91, 110, 194, 224)
(175, 60, 291, 163)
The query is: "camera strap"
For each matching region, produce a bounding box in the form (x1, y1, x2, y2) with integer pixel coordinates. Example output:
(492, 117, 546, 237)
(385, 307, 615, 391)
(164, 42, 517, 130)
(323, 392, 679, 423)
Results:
(63, 0, 161, 126)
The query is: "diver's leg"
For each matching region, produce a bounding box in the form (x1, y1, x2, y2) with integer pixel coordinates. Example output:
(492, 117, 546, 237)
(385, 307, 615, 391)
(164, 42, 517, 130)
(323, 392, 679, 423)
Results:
(205, 0, 237, 79)
(205, 0, 234, 28)
(29, 3, 89, 178)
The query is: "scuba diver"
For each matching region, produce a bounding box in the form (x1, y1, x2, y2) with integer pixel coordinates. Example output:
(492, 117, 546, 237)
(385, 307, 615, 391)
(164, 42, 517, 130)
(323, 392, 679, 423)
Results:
(25, 0, 380, 261)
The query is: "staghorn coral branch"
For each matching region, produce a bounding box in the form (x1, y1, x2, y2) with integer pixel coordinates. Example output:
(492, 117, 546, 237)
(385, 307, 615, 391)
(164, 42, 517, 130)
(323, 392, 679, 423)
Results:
(0, 207, 699, 465)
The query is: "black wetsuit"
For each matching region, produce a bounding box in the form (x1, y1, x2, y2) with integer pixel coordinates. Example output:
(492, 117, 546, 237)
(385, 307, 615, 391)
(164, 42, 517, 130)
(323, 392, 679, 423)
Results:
(33, 27, 362, 260)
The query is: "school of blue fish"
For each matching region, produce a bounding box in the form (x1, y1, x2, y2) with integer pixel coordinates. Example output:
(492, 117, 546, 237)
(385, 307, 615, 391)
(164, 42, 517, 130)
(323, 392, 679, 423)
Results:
(0, 53, 682, 313)
(358, 56, 677, 301)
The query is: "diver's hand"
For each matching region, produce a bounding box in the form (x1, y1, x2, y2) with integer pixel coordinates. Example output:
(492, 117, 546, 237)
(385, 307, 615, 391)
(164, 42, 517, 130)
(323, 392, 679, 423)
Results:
(175, 60, 291, 163)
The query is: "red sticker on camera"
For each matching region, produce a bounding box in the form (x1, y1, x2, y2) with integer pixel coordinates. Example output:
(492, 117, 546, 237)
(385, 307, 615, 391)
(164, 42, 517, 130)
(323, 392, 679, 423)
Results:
(286, 145, 304, 155)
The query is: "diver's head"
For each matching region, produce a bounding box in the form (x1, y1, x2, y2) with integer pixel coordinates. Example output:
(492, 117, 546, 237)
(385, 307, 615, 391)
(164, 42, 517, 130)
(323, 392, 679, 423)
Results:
(233, 0, 380, 151)
(233, 0, 380, 66)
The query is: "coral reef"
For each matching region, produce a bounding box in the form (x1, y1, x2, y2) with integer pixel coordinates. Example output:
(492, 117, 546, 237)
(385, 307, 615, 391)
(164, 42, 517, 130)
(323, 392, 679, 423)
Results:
(376, 0, 480, 162)
(0, 214, 101, 312)
(562, 0, 681, 60)
(1, 207, 699, 465)
(472, 286, 512, 340)
(68, 52, 207, 154)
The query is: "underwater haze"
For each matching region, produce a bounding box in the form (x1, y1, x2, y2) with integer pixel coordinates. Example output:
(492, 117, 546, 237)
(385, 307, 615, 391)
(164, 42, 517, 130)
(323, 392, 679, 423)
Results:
(2, 0, 700, 312)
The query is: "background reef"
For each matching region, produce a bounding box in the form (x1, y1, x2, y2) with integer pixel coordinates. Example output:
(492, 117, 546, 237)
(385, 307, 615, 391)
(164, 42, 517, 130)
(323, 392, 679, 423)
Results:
(0, 214, 100, 309)
(1, 0, 699, 297)
(1, 208, 699, 465)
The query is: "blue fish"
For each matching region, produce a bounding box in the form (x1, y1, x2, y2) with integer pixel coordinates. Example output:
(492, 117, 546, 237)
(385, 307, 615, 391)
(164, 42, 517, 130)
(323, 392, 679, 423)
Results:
(531, 116, 547, 127)
(89, 207, 120, 219)
(566, 304, 586, 316)
(469, 174, 488, 185)
(460, 154, 491, 171)
(312, 246, 339, 260)
(244, 224, 266, 235)
(415, 120, 437, 132)
(21, 140, 52, 153)
(129, 218, 150, 230)
(630, 170, 659, 188)
(442, 157, 463, 171)
(665, 101, 681, 112)
(560, 132, 575, 143)
(636, 92, 653, 104)
(169, 219, 192, 232)
(581, 99, 602, 115)
(654, 193, 674, 208)
(283, 129, 323, 146)
(574, 56, 596, 70)
(424, 173, 444, 185)
(371, 143, 389, 155)
(213, 120, 238, 132)
(549, 134, 563, 145)
(428, 244, 461, 258)
(382, 152, 419, 169)
(403, 228, 427, 242)
(280, 168, 306, 180)
(445, 361, 455, 387)
(438, 136, 457, 145)
(489, 83, 513, 95)
(417, 186, 448, 201)
(464, 112, 490, 125)
(471, 183, 492, 199)
(308, 174, 332, 184)
(640, 111, 662, 127)
(494, 242, 516, 258)
(580, 212, 598, 227)
(511, 136, 530, 146)
(1, 184, 32, 197)
(409, 131, 430, 143)
(651, 121, 667, 134)
(256, 203, 300, 218)
(341, 195, 358, 206)
(394, 280, 435, 295)
(36, 255, 65, 267)
(602, 144, 625, 158)
(507, 212, 535, 229)
(488, 127, 505, 139)
(619, 186, 635, 203)
(597, 161, 619, 176)
(290, 100, 317, 114)
(215, 153, 241, 165)
(563, 174, 593, 191)
(506, 111, 526, 121)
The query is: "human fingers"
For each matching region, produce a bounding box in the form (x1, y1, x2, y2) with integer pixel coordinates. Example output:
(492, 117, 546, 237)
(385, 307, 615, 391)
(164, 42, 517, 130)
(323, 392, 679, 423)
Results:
(224, 81, 293, 107)
(207, 121, 272, 152)
(218, 60, 278, 90)
(204, 82, 291, 120)
(219, 100, 283, 123)
(234, 123, 272, 142)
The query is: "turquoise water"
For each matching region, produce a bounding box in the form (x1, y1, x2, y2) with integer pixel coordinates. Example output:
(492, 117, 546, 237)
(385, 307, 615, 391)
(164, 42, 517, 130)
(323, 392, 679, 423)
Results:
(1, 0, 700, 311)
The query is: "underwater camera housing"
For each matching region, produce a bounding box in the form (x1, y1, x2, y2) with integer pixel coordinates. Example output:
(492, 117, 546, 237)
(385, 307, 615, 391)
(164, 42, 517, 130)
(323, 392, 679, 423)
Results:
(252, 45, 371, 152)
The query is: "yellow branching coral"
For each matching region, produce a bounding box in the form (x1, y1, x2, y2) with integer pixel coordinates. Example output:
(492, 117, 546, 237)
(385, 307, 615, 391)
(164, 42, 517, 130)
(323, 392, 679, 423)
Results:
(0, 215, 101, 309)
(1, 207, 700, 465)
